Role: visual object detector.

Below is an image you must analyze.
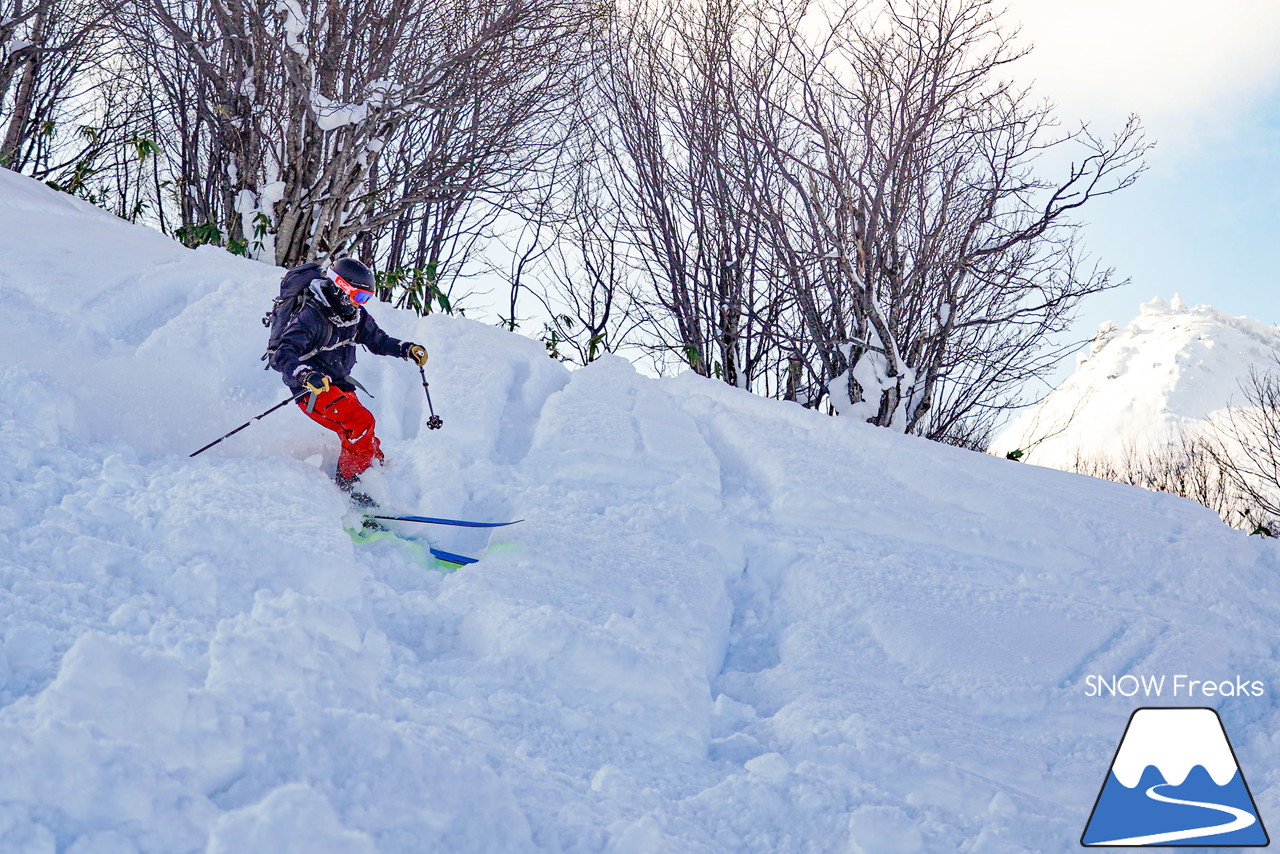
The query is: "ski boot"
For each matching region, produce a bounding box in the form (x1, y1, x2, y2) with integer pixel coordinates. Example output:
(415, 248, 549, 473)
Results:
(335, 472, 380, 527)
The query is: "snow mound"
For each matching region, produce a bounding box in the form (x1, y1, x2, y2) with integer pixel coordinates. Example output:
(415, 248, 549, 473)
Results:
(992, 295, 1280, 468)
(4, 170, 1280, 852)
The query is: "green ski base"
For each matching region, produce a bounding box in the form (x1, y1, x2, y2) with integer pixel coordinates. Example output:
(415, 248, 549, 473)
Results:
(346, 526, 469, 572)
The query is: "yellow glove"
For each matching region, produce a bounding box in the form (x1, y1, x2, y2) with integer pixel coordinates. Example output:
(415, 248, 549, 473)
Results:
(405, 343, 428, 367)
(299, 370, 331, 395)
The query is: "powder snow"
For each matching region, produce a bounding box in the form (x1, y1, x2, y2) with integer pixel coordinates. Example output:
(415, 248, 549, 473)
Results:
(3, 170, 1280, 852)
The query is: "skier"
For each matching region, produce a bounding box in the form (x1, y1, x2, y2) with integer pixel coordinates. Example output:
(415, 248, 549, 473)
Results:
(269, 257, 427, 505)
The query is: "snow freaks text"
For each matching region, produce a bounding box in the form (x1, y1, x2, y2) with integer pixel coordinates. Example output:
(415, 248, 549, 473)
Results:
(1084, 675, 1266, 699)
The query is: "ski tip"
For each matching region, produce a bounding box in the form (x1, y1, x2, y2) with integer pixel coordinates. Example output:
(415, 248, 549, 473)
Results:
(430, 547, 479, 566)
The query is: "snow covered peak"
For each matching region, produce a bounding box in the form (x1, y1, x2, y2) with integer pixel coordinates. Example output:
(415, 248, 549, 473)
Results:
(992, 298, 1280, 468)
(1137, 293, 1187, 315)
(1112, 708, 1240, 788)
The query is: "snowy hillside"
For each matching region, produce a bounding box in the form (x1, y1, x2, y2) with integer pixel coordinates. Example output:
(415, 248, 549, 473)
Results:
(4, 169, 1280, 853)
(991, 296, 1280, 469)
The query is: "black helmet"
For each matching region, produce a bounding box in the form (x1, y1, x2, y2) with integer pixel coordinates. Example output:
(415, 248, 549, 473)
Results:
(330, 257, 375, 290)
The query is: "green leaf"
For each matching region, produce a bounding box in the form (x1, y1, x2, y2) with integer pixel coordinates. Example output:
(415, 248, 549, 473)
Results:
(434, 287, 452, 315)
(128, 136, 160, 162)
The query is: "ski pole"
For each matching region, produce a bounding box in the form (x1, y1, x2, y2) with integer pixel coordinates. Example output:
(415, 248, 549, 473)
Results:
(189, 390, 308, 457)
(419, 365, 443, 430)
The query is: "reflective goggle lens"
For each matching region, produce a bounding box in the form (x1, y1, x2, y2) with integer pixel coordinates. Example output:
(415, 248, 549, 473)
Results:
(331, 270, 375, 305)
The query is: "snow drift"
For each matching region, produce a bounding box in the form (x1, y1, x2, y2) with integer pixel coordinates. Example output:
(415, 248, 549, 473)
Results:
(3, 169, 1280, 852)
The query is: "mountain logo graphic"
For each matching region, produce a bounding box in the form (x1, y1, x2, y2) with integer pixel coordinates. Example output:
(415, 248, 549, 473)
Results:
(1081, 707, 1269, 847)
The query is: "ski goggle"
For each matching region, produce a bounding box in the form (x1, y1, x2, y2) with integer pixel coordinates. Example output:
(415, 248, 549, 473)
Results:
(328, 270, 375, 305)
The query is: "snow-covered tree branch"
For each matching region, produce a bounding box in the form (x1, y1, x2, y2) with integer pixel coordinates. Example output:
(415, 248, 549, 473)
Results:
(125, 0, 598, 265)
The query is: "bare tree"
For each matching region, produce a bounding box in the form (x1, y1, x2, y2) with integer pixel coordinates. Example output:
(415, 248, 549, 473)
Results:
(530, 130, 646, 364)
(118, 0, 597, 266)
(1, 0, 124, 180)
(1204, 364, 1280, 530)
(746, 0, 1148, 430)
(596, 0, 781, 386)
(579, 0, 1146, 433)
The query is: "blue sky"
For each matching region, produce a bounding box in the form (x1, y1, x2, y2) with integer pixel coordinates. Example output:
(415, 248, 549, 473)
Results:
(1074, 97, 1280, 328)
(1003, 0, 1280, 353)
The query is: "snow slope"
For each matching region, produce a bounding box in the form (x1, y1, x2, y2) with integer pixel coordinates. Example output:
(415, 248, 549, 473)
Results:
(4, 169, 1280, 852)
(991, 296, 1280, 469)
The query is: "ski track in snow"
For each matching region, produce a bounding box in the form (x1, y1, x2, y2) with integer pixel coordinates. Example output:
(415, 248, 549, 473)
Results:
(3, 169, 1280, 851)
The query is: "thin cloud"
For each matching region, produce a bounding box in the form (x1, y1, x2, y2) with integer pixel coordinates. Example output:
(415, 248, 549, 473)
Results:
(1003, 0, 1280, 146)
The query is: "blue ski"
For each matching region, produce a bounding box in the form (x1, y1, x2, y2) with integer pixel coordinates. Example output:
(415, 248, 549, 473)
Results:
(366, 514, 523, 529)
(429, 547, 478, 566)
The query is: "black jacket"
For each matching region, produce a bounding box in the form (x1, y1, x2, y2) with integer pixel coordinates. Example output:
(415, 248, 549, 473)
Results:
(270, 291, 406, 391)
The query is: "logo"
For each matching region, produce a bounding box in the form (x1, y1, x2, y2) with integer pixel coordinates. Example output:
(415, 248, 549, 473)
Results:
(1081, 707, 1269, 847)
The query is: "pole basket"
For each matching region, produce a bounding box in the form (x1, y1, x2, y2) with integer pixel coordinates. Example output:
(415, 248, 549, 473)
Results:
(419, 365, 443, 430)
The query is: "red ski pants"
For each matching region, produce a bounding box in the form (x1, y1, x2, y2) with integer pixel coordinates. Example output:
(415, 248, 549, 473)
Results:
(298, 387, 384, 479)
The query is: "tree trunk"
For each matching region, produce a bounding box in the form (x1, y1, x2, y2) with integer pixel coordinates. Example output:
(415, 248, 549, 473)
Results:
(0, 4, 45, 169)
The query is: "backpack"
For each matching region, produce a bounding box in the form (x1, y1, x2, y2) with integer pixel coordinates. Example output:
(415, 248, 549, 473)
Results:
(262, 262, 324, 368)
